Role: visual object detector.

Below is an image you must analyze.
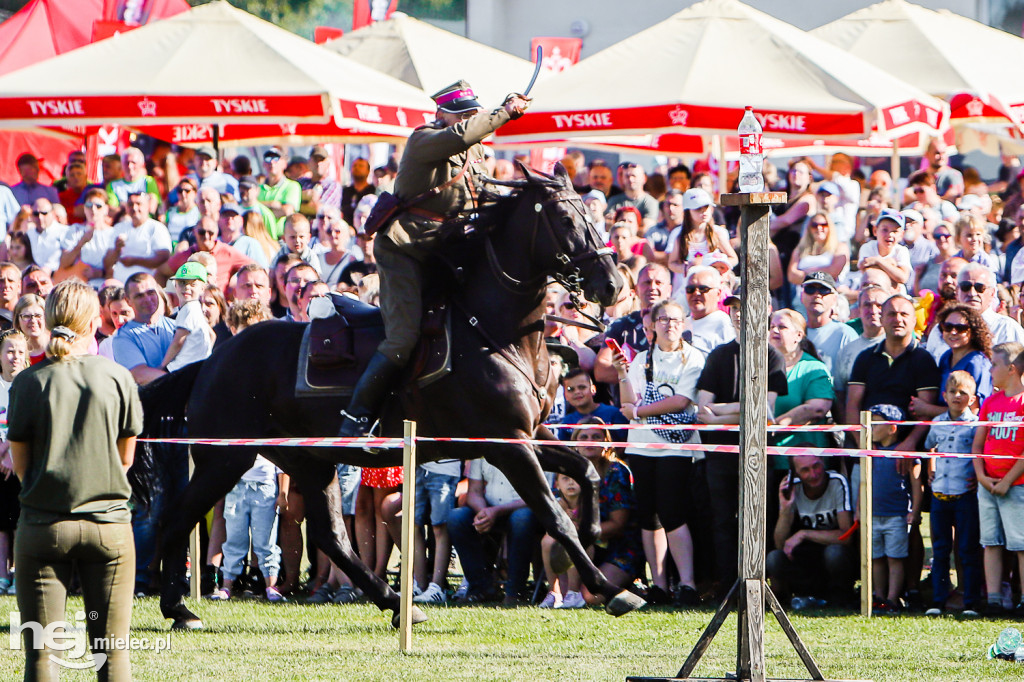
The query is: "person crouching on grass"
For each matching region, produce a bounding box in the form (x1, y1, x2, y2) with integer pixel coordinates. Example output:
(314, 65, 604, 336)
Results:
(9, 280, 142, 681)
(868, 404, 923, 615)
(973, 341, 1024, 617)
(924, 370, 981, 617)
(159, 261, 215, 372)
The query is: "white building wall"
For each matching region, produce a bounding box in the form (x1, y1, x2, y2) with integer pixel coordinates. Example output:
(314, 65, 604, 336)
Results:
(465, 0, 987, 59)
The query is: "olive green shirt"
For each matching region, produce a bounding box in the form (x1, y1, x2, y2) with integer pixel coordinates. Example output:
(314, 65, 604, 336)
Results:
(9, 355, 142, 525)
(386, 106, 512, 247)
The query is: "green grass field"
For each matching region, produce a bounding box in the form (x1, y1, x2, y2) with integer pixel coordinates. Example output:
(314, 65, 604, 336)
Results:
(1, 594, 1022, 681)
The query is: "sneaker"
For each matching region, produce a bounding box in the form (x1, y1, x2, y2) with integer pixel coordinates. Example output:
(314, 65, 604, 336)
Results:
(332, 585, 363, 605)
(673, 584, 701, 608)
(557, 591, 586, 609)
(645, 585, 672, 606)
(1001, 582, 1014, 610)
(538, 590, 562, 609)
(207, 588, 231, 601)
(306, 584, 334, 604)
(413, 582, 447, 605)
(0, 577, 9, 594)
(924, 605, 943, 617)
(961, 608, 980, 618)
(265, 586, 286, 602)
(455, 586, 503, 604)
(5, 579, 14, 596)
(453, 578, 469, 601)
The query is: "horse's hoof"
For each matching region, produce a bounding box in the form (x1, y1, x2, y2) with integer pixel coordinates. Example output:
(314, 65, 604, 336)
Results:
(171, 618, 204, 631)
(548, 543, 573, 575)
(605, 590, 646, 617)
(390, 605, 429, 629)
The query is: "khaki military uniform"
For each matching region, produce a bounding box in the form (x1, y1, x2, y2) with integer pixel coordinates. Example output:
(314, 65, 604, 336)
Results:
(376, 107, 512, 364)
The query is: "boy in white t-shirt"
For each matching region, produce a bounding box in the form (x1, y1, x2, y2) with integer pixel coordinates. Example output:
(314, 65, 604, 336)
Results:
(160, 262, 216, 372)
(855, 209, 911, 287)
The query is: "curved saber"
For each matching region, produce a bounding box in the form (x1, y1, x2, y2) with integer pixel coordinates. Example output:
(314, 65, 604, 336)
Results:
(524, 45, 543, 97)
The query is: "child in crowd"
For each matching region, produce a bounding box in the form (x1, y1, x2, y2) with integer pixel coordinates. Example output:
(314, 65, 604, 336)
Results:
(869, 404, 923, 614)
(209, 454, 288, 602)
(973, 342, 1024, 616)
(160, 262, 215, 372)
(924, 370, 981, 616)
(855, 209, 911, 287)
(408, 455, 461, 605)
(0, 329, 27, 595)
(540, 473, 584, 609)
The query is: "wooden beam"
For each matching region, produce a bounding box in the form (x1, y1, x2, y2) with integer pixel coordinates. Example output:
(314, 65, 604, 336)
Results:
(765, 585, 824, 680)
(676, 580, 739, 679)
(399, 419, 417, 651)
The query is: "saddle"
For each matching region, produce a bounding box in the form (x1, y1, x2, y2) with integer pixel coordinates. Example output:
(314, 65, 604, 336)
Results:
(295, 292, 452, 398)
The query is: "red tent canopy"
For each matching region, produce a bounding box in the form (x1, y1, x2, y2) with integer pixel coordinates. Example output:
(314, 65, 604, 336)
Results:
(0, 0, 189, 185)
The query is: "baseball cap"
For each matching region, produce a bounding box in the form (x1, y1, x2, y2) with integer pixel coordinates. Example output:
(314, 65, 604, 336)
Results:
(724, 284, 744, 307)
(309, 145, 328, 160)
(194, 146, 216, 159)
(876, 208, 906, 230)
(957, 194, 983, 212)
(703, 251, 732, 273)
(238, 175, 259, 189)
(868, 403, 904, 422)
(816, 181, 840, 196)
(682, 188, 713, 211)
(220, 203, 242, 216)
(263, 146, 285, 161)
(170, 262, 208, 283)
(900, 209, 923, 224)
(801, 271, 838, 293)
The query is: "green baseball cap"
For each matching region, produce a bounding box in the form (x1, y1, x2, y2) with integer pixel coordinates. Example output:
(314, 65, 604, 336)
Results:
(170, 262, 208, 283)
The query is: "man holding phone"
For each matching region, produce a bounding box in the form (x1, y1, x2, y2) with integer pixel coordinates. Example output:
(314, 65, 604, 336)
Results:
(766, 454, 857, 610)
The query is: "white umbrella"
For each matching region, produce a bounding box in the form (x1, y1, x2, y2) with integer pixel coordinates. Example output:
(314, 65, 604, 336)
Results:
(0, 1, 433, 136)
(323, 12, 539, 108)
(495, 0, 946, 146)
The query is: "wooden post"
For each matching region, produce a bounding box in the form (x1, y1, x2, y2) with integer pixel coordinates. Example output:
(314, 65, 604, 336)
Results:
(189, 449, 201, 601)
(629, 191, 870, 682)
(399, 420, 417, 652)
(859, 411, 874, 618)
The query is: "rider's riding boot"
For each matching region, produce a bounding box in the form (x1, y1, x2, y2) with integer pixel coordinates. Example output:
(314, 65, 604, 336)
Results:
(338, 352, 404, 439)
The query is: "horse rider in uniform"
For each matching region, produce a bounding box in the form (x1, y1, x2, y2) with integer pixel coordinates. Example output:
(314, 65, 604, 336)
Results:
(338, 81, 531, 439)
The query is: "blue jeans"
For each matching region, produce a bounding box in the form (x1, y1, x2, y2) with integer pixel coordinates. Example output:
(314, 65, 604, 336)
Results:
(448, 505, 540, 599)
(132, 443, 189, 590)
(930, 492, 981, 609)
(222, 480, 281, 582)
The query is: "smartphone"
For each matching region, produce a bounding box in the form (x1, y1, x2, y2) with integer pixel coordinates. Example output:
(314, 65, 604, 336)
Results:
(605, 338, 623, 355)
(782, 473, 793, 500)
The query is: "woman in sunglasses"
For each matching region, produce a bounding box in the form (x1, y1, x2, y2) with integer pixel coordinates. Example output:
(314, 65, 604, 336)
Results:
(58, 187, 116, 288)
(787, 212, 848, 302)
(917, 220, 958, 294)
(909, 304, 992, 419)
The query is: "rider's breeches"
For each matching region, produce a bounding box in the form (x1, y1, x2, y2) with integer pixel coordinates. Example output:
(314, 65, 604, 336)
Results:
(375, 236, 425, 366)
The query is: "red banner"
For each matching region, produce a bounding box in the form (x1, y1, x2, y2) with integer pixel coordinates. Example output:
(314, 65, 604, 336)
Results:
(85, 125, 130, 183)
(529, 37, 582, 173)
(315, 26, 344, 44)
(530, 37, 581, 73)
(352, 0, 399, 31)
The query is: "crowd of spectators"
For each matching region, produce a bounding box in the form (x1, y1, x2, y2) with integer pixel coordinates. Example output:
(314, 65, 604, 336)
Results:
(1, 140, 1024, 618)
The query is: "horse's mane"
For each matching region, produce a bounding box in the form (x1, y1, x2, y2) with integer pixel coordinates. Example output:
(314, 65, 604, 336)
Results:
(440, 174, 565, 240)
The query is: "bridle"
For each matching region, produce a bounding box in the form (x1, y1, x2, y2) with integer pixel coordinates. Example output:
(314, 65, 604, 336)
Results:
(482, 184, 613, 331)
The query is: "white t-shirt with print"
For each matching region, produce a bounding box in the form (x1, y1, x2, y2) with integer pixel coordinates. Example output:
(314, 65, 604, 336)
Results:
(111, 218, 172, 283)
(167, 300, 215, 372)
(624, 342, 706, 459)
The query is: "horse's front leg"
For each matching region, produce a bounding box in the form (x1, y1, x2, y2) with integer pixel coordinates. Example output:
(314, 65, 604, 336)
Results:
(486, 442, 644, 617)
(533, 426, 601, 548)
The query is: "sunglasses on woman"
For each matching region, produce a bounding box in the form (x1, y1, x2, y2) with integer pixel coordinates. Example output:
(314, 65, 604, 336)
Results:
(940, 322, 970, 334)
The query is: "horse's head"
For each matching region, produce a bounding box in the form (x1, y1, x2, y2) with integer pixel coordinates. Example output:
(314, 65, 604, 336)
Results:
(507, 162, 622, 308)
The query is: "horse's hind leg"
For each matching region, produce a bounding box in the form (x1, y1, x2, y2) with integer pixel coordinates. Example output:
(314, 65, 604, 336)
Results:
(294, 459, 426, 629)
(158, 444, 257, 629)
(487, 444, 645, 617)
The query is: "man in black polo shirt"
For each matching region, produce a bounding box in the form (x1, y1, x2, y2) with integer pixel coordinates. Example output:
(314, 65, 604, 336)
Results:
(846, 294, 940, 451)
(696, 288, 789, 596)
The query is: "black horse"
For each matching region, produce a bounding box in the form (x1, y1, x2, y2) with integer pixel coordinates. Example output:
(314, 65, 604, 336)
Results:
(138, 163, 644, 630)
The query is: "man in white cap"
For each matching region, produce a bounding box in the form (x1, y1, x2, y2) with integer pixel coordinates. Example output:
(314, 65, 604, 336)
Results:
(338, 81, 530, 439)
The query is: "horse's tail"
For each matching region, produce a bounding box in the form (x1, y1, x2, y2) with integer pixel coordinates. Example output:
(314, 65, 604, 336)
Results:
(128, 360, 205, 507)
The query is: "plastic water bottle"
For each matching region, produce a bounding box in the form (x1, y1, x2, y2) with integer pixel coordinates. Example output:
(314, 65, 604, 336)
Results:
(738, 106, 764, 193)
(1015, 645, 1024, 662)
(988, 627, 1023, 660)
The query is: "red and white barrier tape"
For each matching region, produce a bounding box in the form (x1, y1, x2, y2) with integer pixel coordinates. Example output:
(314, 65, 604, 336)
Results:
(546, 423, 861, 432)
(139, 434, 1023, 461)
